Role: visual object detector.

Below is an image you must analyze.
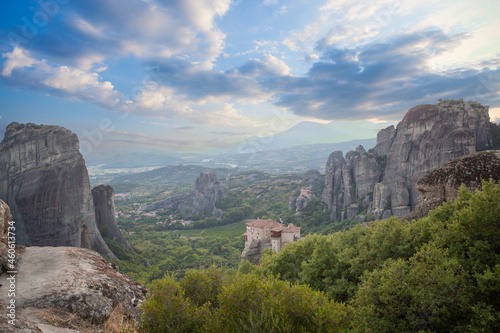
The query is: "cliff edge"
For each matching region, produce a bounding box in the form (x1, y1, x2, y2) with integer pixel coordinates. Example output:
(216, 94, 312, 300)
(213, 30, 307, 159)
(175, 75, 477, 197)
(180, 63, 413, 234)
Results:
(0, 122, 116, 259)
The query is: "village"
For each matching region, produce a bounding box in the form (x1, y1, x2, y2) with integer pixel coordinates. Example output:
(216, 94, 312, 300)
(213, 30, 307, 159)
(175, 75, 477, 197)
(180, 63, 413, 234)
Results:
(114, 199, 194, 232)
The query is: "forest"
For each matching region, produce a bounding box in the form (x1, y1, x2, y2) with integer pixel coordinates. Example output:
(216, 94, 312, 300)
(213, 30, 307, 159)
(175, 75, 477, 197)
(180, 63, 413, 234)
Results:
(133, 181, 500, 332)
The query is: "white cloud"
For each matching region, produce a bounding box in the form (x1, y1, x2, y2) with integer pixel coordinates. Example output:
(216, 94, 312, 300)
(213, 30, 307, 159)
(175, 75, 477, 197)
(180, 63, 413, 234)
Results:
(2, 47, 40, 77)
(182, 0, 231, 33)
(283, 0, 405, 53)
(24, 0, 233, 71)
(132, 83, 194, 117)
(262, 54, 291, 76)
(2, 47, 121, 107)
(277, 6, 288, 15)
(263, 0, 278, 5)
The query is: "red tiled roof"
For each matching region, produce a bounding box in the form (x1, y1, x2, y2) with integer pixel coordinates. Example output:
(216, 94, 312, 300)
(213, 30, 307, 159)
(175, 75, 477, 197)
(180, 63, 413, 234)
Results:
(281, 226, 300, 233)
(246, 219, 283, 229)
(246, 219, 300, 233)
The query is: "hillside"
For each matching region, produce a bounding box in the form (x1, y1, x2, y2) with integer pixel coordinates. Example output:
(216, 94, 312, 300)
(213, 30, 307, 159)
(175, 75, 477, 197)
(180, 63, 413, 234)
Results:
(137, 182, 500, 332)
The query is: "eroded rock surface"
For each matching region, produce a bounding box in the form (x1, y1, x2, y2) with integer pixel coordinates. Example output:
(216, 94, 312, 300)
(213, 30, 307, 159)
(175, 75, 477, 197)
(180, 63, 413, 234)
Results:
(92, 185, 134, 252)
(0, 246, 146, 332)
(0, 122, 115, 259)
(0, 200, 145, 332)
(405, 150, 500, 220)
(323, 100, 493, 221)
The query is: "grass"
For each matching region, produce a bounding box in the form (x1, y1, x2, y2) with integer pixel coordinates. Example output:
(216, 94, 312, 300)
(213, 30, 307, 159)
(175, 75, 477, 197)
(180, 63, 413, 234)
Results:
(169, 220, 249, 238)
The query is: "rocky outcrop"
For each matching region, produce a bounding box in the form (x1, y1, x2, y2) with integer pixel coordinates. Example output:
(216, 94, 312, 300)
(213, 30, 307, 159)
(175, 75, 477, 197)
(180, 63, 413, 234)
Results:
(322, 151, 345, 220)
(323, 100, 493, 221)
(0, 122, 116, 259)
(92, 185, 134, 252)
(302, 169, 323, 188)
(241, 239, 271, 265)
(0, 245, 146, 332)
(289, 170, 323, 212)
(323, 146, 383, 220)
(144, 171, 228, 218)
(405, 150, 500, 220)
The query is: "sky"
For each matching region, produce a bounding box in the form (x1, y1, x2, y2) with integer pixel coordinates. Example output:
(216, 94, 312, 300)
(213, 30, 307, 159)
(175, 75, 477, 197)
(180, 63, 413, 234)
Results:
(0, 0, 499, 157)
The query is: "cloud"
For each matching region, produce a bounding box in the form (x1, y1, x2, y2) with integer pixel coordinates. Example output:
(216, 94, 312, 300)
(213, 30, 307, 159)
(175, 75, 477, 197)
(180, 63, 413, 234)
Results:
(132, 83, 194, 117)
(2, 47, 41, 76)
(1, 47, 121, 107)
(143, 58, 270, 103)
(263, 0, 279, 6)
(236, 54, 291, 77)
(103, 129, 238, 152)
(176, 126, 198, 130)
(283, 0, 405, 55)
(272, 30, 500, 121)
(10, 0, 231, 70)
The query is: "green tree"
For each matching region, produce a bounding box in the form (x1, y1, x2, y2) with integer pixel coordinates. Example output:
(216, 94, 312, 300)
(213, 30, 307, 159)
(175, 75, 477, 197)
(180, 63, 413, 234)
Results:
(353, 244, 469, 332)
(137, 275, 211, 332)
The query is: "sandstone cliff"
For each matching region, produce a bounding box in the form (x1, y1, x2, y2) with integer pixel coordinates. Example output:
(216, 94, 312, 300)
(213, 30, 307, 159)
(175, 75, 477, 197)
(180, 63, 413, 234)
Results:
(323, 100, 493, 221)
(405, 150, 500, 220)
(92, 185, 134, 252)
(144, 170, 228, 217)
(0, 122, 116, 259)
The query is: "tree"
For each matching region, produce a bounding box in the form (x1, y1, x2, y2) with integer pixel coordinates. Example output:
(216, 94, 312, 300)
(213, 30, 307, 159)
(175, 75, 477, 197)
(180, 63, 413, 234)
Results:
(353, 244, 469, 332)
(137, 275, 211, 332)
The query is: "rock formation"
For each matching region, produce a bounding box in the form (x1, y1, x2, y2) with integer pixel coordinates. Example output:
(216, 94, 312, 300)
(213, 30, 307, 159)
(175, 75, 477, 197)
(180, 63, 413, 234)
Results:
(405, 150, 500, 220)
(323, 100, 493, 221)
(302, 169, 323, 188)
(0, 122, 116, 259)
(144, 170, 228, 218)
(0, 247, 146, 332)
(0, 200, 146, 332)
(92, 185, 134, 252)
(241, 238, 272, 265)
(289, 170, 323, 212)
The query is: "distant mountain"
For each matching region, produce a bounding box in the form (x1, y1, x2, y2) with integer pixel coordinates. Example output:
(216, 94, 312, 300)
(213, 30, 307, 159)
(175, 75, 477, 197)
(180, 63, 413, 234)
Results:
(84, 151, 184, 168)
(235, 120, 391, 154)
(205, 138, 377, 173)
(109, 165, 235, 187)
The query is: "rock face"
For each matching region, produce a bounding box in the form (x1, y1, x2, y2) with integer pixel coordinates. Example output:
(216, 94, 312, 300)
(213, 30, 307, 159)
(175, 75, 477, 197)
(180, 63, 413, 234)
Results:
(92, 185, 134, 252)
(302, 169, 323, 188)
(289, 170, 323, 213)
(0, 200, 146, 332)
(405, 150, 500, 220)
(0, 122, 116, 259)
(241, 239, 271, 265)
(144, 171, 228, 218)
(323, 100, 493, 221)
(0, 246, 146, 332)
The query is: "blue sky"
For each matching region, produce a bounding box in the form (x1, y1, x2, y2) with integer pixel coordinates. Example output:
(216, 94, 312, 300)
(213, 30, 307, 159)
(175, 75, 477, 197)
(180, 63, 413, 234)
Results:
(1, 0, 499, 156)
